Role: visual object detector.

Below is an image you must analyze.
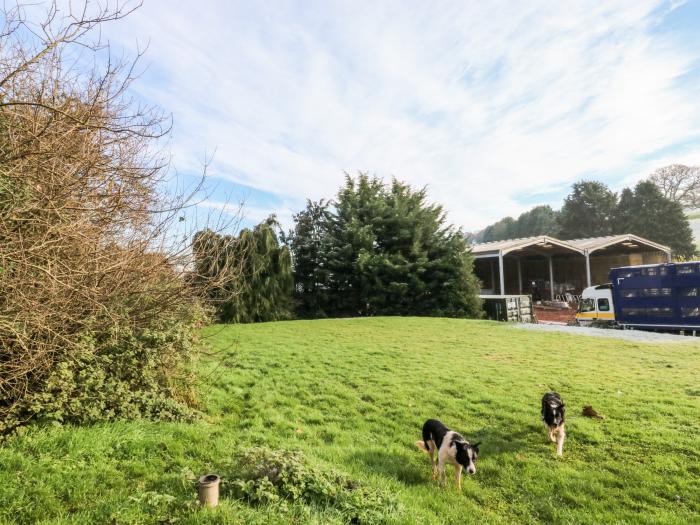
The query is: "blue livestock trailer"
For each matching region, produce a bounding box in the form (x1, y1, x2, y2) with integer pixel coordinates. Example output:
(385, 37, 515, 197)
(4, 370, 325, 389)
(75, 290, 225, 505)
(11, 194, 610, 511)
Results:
(609, 261, 700, 332)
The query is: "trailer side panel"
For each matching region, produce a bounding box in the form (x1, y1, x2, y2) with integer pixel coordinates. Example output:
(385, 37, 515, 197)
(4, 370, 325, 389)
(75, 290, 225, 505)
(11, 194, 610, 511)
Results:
(610, 262, 700, 330)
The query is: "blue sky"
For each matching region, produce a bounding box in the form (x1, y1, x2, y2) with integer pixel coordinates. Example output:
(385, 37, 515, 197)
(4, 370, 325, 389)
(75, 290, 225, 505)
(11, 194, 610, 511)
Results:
(91, 0, 700, 231)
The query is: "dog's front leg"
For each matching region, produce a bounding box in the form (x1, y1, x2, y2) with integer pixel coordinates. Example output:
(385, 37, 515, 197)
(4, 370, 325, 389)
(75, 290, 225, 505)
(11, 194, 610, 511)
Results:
(437, 461, 446, 486)
(545, 422, 556, 443)
(454, 465, 462, 491)
(556, 425, 565, 456)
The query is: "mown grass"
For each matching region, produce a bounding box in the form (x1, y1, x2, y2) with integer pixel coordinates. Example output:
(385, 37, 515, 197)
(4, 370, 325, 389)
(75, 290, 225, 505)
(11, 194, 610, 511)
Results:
(1, 318, 699, 524)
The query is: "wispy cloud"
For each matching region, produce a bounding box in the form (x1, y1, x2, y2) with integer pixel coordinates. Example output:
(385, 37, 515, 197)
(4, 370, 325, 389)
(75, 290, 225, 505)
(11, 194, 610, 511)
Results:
(102, 0, 700, 229)
(197, 199, 295, 230)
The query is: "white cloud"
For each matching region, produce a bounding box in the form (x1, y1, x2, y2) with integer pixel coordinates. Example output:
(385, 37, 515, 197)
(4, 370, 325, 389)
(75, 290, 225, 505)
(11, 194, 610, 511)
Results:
(101, 0, 700, 229)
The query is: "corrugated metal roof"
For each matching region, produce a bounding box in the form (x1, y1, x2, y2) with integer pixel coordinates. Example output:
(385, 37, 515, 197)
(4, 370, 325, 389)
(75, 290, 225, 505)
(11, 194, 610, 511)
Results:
(471, 233, 670, 256)
(471, 235, 582, 255)
(565, 234, 670, 253)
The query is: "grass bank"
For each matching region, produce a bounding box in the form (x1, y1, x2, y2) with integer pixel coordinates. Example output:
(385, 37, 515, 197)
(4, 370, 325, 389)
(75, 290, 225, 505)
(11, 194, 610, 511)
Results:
(1, 318, 698, 524)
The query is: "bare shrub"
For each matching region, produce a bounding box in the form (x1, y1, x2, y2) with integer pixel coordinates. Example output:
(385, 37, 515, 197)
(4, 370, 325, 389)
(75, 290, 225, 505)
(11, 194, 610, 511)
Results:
(0, 1, 239, 431)
(649, 164, 700, 209)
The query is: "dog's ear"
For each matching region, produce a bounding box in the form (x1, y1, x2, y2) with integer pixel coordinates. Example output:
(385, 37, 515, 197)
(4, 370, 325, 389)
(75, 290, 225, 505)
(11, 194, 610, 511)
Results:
(472, 441, 481, 450)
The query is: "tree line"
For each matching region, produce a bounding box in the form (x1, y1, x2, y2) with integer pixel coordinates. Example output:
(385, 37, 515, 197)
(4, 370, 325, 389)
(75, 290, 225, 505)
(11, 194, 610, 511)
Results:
(476, 173, 696, 258)
(197, 169, 698, 325)
(195, 174, 483, 322)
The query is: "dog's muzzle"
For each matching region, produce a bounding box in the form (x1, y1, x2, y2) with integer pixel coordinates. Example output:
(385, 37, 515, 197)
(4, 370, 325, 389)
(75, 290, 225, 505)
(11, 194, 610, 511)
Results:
(467, 465, 476, 475)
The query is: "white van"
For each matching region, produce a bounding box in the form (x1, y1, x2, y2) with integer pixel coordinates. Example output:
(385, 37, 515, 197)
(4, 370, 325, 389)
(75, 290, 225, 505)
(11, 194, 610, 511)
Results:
(576, 284, 615, 326)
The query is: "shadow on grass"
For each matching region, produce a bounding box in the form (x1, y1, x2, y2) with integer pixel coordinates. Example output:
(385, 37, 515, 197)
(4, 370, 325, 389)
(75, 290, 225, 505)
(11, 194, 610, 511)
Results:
(351, 449, 426, 486)
(471, 423, 554, 459)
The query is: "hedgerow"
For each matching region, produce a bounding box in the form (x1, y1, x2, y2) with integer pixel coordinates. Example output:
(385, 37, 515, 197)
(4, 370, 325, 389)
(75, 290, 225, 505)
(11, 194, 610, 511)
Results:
(0, 3, 227, 434)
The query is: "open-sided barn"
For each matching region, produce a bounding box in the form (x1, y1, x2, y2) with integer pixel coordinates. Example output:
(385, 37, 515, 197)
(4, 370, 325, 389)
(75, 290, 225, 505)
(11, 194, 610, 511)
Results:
(472, 234, 671, 300)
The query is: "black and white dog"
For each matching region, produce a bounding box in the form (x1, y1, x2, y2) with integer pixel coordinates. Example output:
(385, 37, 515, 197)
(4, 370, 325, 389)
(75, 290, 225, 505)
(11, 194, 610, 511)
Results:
(541, 392, 566, 456)
(416, 419, 480, 490)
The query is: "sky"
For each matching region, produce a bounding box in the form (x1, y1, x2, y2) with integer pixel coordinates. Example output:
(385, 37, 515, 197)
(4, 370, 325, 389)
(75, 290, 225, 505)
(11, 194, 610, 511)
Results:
(91, 0, 700, 232)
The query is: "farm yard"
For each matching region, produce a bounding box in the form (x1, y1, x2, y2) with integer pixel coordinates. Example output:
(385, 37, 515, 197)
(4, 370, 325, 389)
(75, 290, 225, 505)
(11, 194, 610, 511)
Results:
(1, 318, 698, 525)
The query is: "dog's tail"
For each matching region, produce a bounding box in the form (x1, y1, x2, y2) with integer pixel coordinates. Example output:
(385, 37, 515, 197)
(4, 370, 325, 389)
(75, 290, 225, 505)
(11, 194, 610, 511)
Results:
(415, 440, 429, 453)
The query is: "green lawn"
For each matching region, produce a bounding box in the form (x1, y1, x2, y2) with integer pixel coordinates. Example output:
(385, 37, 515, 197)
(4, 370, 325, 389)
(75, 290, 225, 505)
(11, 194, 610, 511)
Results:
(1, 318, 699, 524)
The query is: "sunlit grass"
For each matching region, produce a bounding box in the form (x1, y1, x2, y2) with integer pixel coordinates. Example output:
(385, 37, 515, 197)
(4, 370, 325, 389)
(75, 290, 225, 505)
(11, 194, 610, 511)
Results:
(1, 318, 698, 524)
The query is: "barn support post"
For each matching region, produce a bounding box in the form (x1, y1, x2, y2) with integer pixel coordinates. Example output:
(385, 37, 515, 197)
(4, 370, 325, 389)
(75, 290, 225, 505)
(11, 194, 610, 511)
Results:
(517, 257, 523, 295)
(585, 251, 592, 287)
(498, 251, 505, 296)
(548, 255, 554, 301)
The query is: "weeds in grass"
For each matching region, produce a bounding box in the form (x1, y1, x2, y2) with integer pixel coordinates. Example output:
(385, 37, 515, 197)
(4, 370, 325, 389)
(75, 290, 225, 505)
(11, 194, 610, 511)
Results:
(224, 447, 400, 523)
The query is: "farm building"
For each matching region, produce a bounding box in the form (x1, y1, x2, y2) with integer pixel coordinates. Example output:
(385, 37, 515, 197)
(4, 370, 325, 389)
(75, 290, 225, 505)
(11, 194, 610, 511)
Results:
(472, 234, 671, 300)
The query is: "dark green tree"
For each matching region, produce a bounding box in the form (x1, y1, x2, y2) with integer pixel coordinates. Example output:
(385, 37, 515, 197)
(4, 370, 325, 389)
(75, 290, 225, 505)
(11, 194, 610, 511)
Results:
(324, 175, 386, 316)
(558, 181, 618, 239)
(297, 173, 482, 318)
(614, 181, 695, 257)
(193, 217, 293, 323)
(287, 200, 333, 318)
(614, 187, 635, 234)
(515, 205, 560, 238)
(480, 216, 517, 242)
(478, 205, 560, 242)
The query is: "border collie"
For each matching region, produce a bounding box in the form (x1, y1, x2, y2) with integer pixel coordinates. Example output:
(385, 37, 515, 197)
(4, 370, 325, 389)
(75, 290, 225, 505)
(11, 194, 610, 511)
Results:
(415, 419, 480, 490)
(541, 392, 566, 456)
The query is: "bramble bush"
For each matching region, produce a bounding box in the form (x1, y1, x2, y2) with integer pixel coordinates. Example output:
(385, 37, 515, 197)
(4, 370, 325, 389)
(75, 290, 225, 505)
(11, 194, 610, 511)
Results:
(12, 315, 203, 430)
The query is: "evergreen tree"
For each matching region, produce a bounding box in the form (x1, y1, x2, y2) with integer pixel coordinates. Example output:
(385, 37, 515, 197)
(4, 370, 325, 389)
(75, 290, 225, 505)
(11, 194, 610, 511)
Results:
(325, 175, 388, 316)
(287, 200, 332, 318)
(614, 187, 635, 234)
(296, 173, 482, 318)
(193, 217, 294, 322)
(614, 181, 695, 257)
(558, 181, 618, 239)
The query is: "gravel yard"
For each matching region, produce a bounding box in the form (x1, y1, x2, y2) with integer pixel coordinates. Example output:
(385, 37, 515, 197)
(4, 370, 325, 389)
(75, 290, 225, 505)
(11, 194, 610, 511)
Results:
(513, 322, 700, 343)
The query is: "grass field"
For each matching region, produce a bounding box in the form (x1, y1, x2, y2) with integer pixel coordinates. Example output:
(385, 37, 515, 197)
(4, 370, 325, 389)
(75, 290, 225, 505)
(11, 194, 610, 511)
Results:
(1, 318, 699, 524)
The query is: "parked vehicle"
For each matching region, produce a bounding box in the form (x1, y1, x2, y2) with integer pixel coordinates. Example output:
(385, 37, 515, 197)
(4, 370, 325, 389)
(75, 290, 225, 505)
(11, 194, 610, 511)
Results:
(576, 262, 700, 332)
(576, 284, 615, 326)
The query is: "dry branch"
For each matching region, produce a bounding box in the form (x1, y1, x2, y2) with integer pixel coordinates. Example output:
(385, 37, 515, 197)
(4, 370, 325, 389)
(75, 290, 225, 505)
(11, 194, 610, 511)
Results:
(0, 1, 242, 429)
